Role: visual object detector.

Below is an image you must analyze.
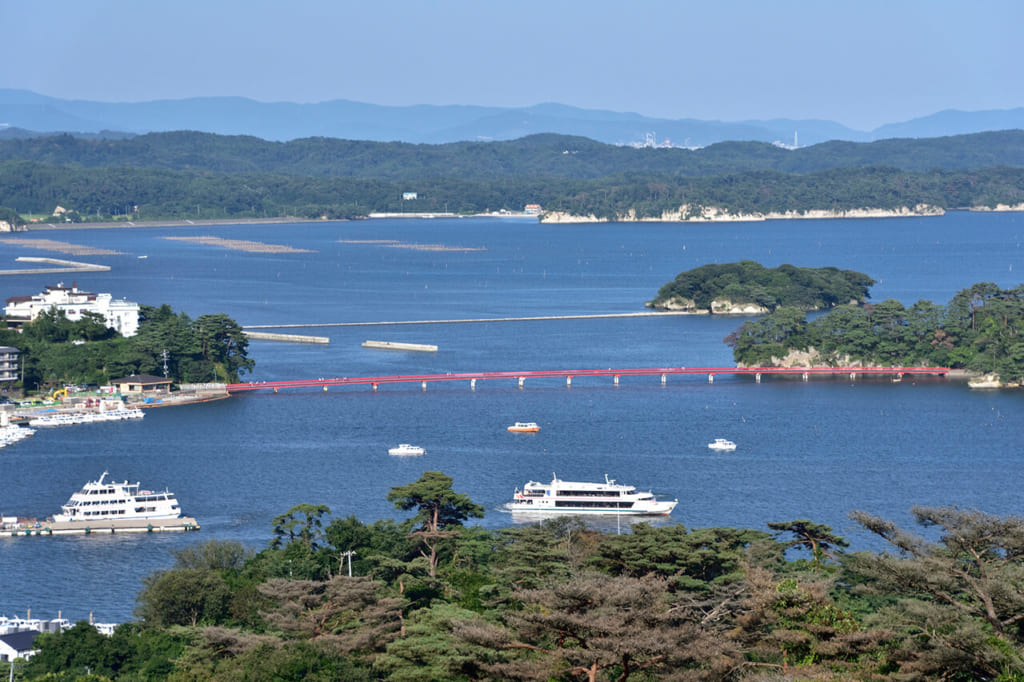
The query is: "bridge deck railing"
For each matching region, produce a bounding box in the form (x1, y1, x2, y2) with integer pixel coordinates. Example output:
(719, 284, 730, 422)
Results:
(226, 366, 950, 393)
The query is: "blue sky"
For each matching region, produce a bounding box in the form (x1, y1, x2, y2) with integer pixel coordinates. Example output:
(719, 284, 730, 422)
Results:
(3, 0, 1020, 130)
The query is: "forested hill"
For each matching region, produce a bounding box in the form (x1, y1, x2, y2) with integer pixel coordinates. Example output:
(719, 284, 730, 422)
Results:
(0, 129, 1022, 181)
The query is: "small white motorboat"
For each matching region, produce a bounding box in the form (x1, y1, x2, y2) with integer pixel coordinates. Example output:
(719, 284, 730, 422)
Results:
(507, 422, 540, 433)
(388, 443, 425, 456)
(708, 438, 736, 451)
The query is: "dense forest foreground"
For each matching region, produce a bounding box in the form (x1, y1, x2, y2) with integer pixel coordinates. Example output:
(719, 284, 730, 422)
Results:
(13, 471, 1024, 681)
(0, 130, 1022, 225)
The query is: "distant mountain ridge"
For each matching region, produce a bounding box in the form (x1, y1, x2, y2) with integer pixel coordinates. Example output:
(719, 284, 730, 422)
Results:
(2, 89, 1022, 146)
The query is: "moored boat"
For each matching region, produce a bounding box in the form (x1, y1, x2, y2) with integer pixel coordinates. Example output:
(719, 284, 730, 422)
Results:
(28, 405, 144, 427)
(0, 424, 34, 448)
(510, 474, 676, 515)
(507, 421, 540, 433)
(53, 471, 182, 522)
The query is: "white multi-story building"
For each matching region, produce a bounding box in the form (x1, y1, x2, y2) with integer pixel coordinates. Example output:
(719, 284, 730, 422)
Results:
(3, 282, 140, 337)
(0, 346, 18, 384)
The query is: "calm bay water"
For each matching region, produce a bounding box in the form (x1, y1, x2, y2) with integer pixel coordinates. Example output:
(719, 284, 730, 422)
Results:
(1, 212, 1023, 623)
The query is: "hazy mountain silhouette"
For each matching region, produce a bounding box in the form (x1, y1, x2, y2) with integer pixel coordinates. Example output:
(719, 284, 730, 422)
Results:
(1, 90, 1020, 146)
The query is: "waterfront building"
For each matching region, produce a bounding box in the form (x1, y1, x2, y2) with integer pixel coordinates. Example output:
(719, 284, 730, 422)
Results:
(0, 346, 18, 385)
(109, 374, 172, 395)
(3, 282, 140, 337)
(0, 631, 39, 662)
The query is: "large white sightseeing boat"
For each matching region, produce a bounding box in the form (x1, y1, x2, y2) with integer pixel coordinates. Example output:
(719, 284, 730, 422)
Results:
(510, 474, 677, 515)
(52, 472, 182, 522)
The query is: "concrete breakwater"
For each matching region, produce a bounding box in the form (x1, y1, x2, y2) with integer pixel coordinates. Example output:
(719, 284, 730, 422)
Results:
(362, 340, 438, 352)
(0, 257, 110, 276)
(243, 331, 330, 344)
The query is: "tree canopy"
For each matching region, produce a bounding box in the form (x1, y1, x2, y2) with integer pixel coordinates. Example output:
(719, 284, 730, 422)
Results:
(650, 261, 875, 312)
(21, 476, 1024, 681)
(728, 282, 1024, 382)
(0, 303, 253, 393)
(1, 130, 1023, 223)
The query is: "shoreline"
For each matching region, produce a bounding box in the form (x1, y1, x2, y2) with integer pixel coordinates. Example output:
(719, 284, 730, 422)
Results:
(540, 203, 1024, 224)
(11, 211, 540, 232)
(5, 203, 1023, 232)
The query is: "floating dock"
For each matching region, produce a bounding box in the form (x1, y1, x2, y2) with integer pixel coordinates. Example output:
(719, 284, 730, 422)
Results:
(2, 516, 201, 537)
(362, 340, 438, 352)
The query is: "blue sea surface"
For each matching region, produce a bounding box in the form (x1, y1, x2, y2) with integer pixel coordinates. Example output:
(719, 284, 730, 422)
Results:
(1, 212, 1023, 623)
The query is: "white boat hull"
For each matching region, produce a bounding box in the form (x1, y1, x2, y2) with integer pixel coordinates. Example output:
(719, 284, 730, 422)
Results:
(508, 500, 677, 515)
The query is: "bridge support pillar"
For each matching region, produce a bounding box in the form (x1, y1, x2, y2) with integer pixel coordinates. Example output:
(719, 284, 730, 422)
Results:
(323, 384, 328, 392)
(850, 372, 856, 381)
(273, 387, 278, 393)
(661, 374, 667, 385)
(372, 383, 378, 392)
(470, 378, 476, 390)
(422, 381, 427, 391)
(708, 374, 714, 384)
(613, 375, 619, 386)
(518, 377, 525, 389)
(566, 376, 572, 387)
(802, 372, 809, 381)
(756, 373, 761, 383)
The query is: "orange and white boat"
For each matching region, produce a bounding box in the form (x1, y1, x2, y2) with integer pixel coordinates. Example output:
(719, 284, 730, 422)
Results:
(507, 422, 540, 433)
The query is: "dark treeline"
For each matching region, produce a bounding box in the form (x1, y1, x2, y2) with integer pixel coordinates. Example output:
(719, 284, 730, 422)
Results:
(1, 130, 1023, 179)
(3, 160, 1023, 223)
(0, 305, 253, 391)
(729, 282, 1024, 382)
(16, 471, 1024, 680)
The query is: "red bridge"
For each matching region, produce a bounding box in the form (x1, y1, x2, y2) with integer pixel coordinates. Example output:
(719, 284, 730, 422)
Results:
(226, 366, 950, 393)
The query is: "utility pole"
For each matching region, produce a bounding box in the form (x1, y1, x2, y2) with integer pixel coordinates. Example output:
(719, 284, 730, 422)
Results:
(341, 550, 357, 577)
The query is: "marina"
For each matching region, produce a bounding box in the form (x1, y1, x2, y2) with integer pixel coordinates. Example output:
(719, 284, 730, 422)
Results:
(0, 423, 34, 448)
(28, 405, 144, 427)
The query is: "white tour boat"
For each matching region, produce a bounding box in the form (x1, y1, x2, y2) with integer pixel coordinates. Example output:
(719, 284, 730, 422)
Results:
(507, 421, 540, 433)
(52, 472, 182, 522)
(388, 443, 425, 456)
(510, 474, 677, 515)
(708, 438, 737, 451)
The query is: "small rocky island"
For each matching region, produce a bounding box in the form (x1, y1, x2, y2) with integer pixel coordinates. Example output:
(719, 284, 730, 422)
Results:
(647, 261, 874, 314)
